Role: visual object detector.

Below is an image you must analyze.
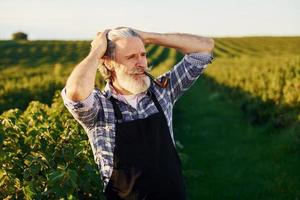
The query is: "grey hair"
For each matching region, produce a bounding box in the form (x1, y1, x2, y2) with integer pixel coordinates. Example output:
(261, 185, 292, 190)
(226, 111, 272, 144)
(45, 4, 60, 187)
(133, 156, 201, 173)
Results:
(98, 28, 142, 80)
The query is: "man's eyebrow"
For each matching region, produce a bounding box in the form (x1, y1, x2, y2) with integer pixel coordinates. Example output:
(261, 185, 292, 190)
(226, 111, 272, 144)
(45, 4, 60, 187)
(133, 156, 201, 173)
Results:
(125, 52, 146, 57)
(125, 53, 135, 58)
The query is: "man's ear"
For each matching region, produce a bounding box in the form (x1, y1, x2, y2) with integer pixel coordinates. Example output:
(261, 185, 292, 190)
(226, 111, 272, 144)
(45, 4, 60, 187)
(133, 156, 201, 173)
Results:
(102, 56, 115, 71)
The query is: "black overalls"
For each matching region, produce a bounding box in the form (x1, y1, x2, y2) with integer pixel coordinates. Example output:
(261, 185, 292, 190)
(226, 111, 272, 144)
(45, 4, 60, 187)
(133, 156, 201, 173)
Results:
(104, 91, 186, 200)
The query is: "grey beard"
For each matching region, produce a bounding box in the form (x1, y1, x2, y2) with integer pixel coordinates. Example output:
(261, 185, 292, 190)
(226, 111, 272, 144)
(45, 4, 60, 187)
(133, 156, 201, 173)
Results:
(119, 75, 151, 94)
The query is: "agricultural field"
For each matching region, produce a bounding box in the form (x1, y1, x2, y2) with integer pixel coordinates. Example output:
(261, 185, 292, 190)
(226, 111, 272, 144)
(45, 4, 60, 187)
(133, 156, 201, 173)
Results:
(0, 37, 299, 199)
(207, 37, 300, 128)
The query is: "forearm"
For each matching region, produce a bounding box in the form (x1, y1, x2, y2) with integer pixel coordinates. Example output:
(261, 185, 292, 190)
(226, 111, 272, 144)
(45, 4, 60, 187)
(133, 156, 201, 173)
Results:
(65, 51, 100, 101)
(142, 32, 214, 54)
(65, 30, 109, 101)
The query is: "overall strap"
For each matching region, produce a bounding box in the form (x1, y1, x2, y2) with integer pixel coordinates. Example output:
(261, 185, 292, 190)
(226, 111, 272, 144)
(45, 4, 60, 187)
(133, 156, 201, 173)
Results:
(110, 97, 123, 122)
(147, 90, 164, 115)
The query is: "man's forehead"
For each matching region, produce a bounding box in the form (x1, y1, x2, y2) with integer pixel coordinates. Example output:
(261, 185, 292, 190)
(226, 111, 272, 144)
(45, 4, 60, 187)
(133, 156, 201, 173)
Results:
(115, 37, 145, 54)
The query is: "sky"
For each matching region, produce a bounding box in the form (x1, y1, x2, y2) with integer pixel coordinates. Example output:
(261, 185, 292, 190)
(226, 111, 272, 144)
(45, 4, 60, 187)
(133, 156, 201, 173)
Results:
(0, 0, 299, 40)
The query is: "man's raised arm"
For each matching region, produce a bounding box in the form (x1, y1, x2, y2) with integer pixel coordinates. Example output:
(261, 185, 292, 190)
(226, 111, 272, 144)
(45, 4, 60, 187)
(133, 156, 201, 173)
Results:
(135, 30, 214, 54)
(130, 29, 214, 103)
(65, 30, 110, 102)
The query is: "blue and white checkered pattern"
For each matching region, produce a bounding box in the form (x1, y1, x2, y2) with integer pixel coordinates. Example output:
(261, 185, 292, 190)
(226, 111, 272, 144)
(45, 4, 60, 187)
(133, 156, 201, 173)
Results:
(61, 52, 213, 192)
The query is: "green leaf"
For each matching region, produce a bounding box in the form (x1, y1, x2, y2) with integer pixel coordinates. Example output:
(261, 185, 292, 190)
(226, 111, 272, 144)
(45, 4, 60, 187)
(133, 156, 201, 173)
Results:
(23, 183, 36, 200)
(0, 169, 7, 186)
(48, 170, 65, 186)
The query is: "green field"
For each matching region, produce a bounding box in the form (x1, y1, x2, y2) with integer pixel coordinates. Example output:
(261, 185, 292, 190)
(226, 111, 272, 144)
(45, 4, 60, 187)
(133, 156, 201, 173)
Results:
(0, 37, 299, 199)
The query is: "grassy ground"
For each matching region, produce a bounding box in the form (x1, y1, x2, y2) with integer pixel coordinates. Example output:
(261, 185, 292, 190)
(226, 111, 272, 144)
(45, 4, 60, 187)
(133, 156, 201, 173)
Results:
(173, 77, 300, 200)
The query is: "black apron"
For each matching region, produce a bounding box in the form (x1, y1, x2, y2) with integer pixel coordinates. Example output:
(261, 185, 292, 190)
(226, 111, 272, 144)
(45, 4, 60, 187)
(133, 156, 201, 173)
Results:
(104, 91, 186, 200)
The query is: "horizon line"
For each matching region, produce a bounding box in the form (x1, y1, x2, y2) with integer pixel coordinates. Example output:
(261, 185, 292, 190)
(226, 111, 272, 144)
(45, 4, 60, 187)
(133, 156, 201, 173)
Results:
(1, 34, 300, 41)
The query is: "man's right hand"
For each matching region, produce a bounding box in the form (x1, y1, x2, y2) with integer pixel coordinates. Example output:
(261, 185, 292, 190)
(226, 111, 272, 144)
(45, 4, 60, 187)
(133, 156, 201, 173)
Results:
(90, 29, 110, 60)
(65, 29, 110, 102)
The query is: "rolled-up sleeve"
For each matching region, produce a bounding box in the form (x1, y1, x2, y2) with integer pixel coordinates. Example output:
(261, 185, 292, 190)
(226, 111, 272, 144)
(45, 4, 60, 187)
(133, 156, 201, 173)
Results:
(61, 87, 101, 130)
(183, 52, 213, 68)
(163, 52, 214, 104)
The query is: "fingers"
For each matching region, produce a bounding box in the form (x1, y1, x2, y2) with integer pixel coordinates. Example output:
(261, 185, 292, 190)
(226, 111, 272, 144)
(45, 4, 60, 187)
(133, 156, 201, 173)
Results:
(91, 29, 110, 47)
(90, 29, 111, 57)
(102, 29, 110, 39)
(97, 29, 110, 37)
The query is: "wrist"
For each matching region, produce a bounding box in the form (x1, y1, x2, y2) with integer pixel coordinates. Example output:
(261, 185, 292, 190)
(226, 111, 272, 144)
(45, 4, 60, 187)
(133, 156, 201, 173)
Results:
(88, 49, 102, 59)
(87, 51, 102, 64)
(139, 31, 155, 44)
(142, 32, 163, 44)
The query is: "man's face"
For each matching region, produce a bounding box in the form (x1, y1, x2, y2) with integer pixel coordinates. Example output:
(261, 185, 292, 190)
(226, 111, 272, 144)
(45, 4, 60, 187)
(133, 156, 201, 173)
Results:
(112, 37, 150, 94)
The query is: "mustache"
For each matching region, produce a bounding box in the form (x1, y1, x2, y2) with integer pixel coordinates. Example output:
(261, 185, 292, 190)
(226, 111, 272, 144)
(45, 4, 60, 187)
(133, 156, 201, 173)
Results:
(128, 66, 149, 75)
(125, 65, 169, 88)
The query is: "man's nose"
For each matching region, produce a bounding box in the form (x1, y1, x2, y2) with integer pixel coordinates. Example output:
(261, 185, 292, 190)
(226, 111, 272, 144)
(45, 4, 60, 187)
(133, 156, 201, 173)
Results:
(136, 55, 147, 68)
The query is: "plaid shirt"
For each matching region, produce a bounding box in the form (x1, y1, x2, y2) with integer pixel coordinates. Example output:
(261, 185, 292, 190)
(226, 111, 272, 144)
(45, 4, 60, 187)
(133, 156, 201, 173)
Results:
(61, 52, 213, 192)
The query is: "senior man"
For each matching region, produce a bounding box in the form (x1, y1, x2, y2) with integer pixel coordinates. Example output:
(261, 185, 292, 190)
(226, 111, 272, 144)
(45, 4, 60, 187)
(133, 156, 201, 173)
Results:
(61, 27, 214, 200)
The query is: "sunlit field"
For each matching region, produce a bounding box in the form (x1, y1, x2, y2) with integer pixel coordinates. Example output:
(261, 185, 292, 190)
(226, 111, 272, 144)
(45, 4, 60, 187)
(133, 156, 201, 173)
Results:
(1, 37, 299, 199)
